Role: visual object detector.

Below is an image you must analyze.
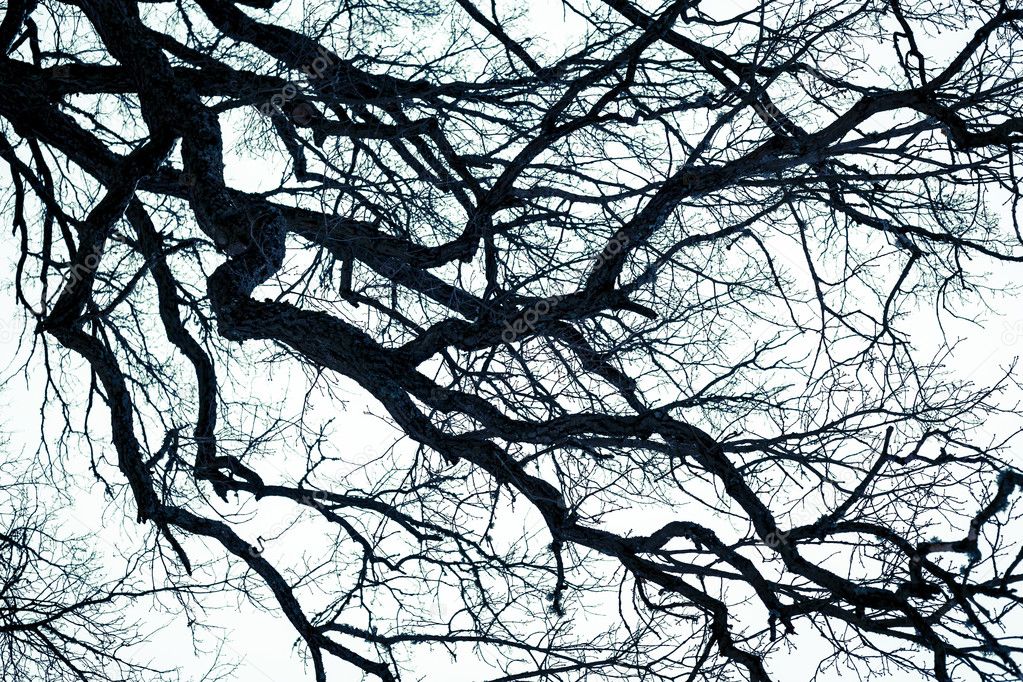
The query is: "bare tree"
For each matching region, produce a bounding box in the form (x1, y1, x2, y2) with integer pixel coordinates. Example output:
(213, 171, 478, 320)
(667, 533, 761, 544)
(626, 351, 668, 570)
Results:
(0, 435, 226, 682)
(3, 0, 1023, 680)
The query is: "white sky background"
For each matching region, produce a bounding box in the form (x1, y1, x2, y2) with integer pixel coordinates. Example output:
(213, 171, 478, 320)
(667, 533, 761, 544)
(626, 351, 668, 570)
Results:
(1, 0, 1023, 680)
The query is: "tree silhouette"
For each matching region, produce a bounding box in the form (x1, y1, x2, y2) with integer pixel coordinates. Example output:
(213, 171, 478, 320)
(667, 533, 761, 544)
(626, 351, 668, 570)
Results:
(0, 437, 235, 682)
(3, 0, 1023, 680)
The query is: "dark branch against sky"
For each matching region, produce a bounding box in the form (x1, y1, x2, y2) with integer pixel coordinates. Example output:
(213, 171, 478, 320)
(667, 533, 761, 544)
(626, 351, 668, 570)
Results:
(3, 0, 1023, 680)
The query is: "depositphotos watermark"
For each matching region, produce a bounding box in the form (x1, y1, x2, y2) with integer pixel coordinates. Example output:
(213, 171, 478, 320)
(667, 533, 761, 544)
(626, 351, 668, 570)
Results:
(501, 231, 631, 344)
(256, 47, 334, 119)
(763, 506, 821, 548)
(586, 230, 629, 275)
(58, 233, 127, 293)
(247, 489, 331, 557)
(0, 320, 18, 344)
(1001, 320, 1023, 346)
(502, 296, 562, 344)
(61, 243, 106, 290)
